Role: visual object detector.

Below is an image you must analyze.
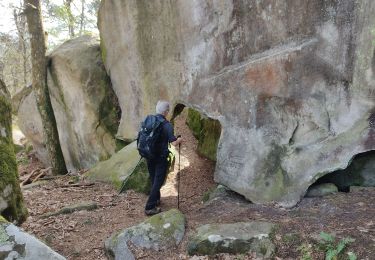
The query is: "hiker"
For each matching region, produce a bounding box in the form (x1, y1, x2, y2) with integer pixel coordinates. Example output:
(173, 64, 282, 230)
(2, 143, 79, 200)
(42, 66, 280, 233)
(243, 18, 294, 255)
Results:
(143, 100, 182, 216)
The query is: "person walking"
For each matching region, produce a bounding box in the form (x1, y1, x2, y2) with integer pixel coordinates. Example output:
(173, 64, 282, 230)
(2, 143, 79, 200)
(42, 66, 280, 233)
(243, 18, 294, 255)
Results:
(144, 100, 182, 216)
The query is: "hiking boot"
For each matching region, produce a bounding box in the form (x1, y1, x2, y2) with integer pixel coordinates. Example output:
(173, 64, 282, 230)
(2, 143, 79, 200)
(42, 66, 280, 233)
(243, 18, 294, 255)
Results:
(145, 207, 161, 216)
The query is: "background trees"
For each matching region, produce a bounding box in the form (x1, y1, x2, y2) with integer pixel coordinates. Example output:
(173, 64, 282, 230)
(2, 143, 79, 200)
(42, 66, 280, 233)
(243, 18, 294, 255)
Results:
(0, 0, 100, 96)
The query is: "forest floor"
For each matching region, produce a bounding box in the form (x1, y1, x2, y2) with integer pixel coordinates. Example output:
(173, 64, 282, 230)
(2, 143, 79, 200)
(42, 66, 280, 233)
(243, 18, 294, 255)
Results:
(18, 111, 375, 260)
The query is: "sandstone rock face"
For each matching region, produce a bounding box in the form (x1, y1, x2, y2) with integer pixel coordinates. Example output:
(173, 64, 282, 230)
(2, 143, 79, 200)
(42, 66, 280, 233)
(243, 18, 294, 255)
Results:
(17, 89, 50, 166)
(99, 1, 375, 207)
(17, 36, 120, 171)
(47, 35, 120, 171)
(0, 217, 66, 259)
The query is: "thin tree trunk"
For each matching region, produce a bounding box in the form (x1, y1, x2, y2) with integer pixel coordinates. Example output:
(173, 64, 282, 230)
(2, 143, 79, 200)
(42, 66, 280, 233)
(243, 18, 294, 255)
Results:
(79, 0, 85, 35)
(24, 0, 67, 175)
(64, 0, 75, 38)
(13, 8, 28, 87)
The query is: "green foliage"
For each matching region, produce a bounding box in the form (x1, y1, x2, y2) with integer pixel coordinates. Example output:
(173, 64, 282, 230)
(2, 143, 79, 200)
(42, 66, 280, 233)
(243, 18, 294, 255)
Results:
(298, 243, 313, 260)
(202, 189, 212, 202)
(318, 232, 356, 260)
(347, 252, 357, 260)
(16, 153, 29, 166)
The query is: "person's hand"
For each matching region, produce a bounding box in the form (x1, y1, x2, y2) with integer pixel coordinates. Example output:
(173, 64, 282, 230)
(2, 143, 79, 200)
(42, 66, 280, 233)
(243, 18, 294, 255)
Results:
(172, 136, 183, 146)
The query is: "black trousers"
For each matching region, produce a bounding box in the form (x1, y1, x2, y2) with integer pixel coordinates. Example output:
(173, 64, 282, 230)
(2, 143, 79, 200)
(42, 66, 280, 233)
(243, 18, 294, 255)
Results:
(145, 156, 168, 210)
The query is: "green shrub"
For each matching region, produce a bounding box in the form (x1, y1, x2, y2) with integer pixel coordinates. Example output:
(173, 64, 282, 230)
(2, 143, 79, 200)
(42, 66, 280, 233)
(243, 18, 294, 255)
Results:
(318, 232, 356, 260)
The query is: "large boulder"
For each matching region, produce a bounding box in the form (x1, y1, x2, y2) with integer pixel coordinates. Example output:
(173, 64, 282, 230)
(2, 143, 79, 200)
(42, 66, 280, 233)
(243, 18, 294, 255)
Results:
(86, 141, 150, 193)
(16, 88, 50, 166)
(105, 209, 185, 260)
(187, 222, 276, 257)
(0, 217, 66, 259)
(99, 0, 375, 207)
(0, 80, 28, 224)
(17, 36, 120, 171)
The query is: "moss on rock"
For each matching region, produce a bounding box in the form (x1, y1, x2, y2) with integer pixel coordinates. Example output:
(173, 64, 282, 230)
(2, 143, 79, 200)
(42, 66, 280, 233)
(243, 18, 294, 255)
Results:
(86, 141, 150, 193)
(0, 80, 28, 224)
(198, 119, 221, 161)
(186, 108, 221, 161)
(105, 208, 185, 258)
(186, 108, 203, 139)
(121, 158, 151, 194)
(0, 215, 8, 223)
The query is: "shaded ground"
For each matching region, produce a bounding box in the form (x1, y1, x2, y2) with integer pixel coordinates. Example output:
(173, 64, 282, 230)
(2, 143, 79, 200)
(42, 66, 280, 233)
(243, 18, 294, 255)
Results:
(20, 111, 375, 259)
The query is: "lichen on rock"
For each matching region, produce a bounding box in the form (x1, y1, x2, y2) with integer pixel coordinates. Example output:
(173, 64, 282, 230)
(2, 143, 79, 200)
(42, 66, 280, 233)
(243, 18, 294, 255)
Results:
(105, 209, 185, 260)
(187, 222, 276, 257)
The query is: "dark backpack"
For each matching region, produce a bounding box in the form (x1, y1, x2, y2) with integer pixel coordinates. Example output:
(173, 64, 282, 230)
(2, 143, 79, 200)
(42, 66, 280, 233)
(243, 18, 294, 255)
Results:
(137, 115, 166, 159)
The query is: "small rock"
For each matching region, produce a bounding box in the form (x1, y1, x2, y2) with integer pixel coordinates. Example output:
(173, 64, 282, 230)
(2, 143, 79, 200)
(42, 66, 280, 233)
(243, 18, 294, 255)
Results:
(187, 221, 276, 257)
(350, 186, 374, 193)
(305, 183, 338, 197)
(42, 201, 98, 218)
(22, 181, 48, 190)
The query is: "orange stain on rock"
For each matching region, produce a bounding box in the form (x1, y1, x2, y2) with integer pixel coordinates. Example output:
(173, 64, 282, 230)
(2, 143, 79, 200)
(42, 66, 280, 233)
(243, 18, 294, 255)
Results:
(245, 61, 287, 95)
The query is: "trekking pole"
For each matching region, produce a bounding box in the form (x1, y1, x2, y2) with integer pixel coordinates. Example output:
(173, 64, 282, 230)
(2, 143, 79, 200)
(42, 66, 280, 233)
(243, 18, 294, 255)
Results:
(177, 142, 181, 209)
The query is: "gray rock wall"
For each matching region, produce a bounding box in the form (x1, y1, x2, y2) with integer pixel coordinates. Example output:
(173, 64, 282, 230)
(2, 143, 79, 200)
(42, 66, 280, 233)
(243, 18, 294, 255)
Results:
(99, 0, 375, 207)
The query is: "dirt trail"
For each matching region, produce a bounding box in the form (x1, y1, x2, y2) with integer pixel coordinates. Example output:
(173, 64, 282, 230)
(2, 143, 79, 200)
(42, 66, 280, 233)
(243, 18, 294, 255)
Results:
(21, 111, 217, 259)
(20, 111, 375, 259)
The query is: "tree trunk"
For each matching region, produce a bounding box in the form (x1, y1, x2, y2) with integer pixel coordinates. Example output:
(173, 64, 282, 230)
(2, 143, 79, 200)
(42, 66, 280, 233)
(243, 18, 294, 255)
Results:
(13, 7, 29, 88)
(0, 79, 28, 224)
(64, 0, 75, 38)
(79, 0, 85, 35)
(24, 0, 67, 175)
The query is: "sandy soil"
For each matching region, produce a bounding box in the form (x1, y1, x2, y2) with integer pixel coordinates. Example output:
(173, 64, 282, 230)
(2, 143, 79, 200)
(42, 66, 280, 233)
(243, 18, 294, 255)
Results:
(20, 111, 375, 260)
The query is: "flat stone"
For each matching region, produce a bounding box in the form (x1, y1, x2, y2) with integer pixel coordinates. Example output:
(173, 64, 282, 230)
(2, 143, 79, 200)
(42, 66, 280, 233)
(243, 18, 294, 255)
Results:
(0, 221, 66, 259)
(187, 222, 276, 257)
(22, 181, 48, 190)
(42, 201, 98, 218)
(350, 186, 375, 193)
